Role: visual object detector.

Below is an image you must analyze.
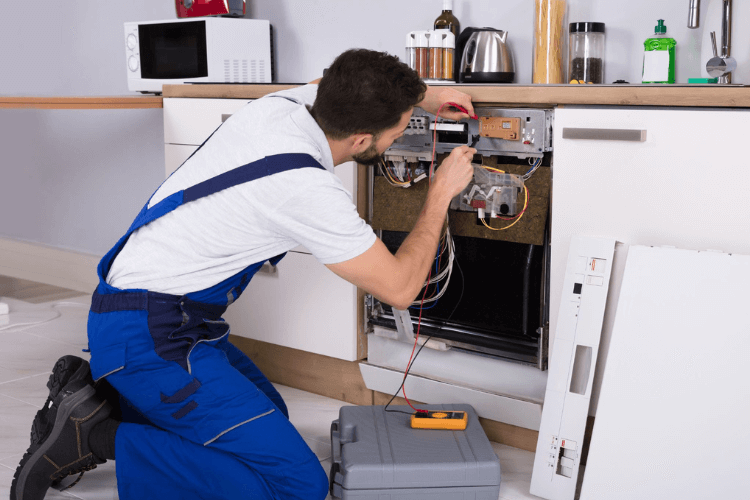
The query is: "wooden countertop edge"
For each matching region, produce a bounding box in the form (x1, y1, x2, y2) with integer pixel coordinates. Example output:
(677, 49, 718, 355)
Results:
(163, 84, 750, 108)
(0, 96, 163, 109)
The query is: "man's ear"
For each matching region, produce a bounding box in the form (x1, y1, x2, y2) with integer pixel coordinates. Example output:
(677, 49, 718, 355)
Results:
(350, 133, 373, 153)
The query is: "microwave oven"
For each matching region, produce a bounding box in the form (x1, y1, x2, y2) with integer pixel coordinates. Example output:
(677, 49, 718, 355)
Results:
(124, 18, 273, 94)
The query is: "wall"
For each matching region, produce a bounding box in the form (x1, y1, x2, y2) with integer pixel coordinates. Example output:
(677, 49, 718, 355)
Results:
(0, 2, 173, 256)
(1, 0, 747, 256)
(253, 0, 744, 85)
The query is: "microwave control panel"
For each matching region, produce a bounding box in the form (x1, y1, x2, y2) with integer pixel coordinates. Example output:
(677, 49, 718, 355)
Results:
(389, 108, 553, 160)
(124, 24, 141, 76)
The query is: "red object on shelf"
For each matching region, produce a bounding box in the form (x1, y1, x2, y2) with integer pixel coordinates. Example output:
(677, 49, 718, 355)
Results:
(175, 0, 246, 18)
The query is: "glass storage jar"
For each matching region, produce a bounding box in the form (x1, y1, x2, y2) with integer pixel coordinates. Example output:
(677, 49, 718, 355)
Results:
(406, 31, 430, 79)
(428, 30, 446, 81)
(568, 22, 606, 84)
(441, 30, 455, 81)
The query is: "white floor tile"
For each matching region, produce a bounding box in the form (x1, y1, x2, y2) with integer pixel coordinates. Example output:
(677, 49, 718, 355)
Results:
(0, 365, 49, 385)
(303, 435, 332, 462)
(276, 384, 354, 444)
(0, 333, 89, 377)
(494, 444, 536, 500)
(0, 373, 51, 408)
(0, 394, 38, 463)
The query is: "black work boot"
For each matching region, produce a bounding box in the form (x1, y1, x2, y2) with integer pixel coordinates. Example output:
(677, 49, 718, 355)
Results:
(29, 356, 95, 449)
(10, 372, 112, 500)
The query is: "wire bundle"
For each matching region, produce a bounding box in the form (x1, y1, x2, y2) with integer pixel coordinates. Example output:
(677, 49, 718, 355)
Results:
(378, 158, 427, 188)
(522, 156, 543, 181)
(409, 220, 454, 309)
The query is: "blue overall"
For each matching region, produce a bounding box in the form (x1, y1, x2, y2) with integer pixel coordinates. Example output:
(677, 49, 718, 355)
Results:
(86, 153, 330, 499)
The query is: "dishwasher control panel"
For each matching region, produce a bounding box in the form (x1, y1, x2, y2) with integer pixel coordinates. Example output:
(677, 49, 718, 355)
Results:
(389, 108, 553, 160)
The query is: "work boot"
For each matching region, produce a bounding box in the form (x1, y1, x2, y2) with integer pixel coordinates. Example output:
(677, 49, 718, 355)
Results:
(10, 368, 112, 500)
(29, 356, 95, 450)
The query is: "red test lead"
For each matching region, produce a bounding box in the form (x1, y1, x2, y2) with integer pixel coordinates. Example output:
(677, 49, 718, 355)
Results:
(446, 102, 478, 120)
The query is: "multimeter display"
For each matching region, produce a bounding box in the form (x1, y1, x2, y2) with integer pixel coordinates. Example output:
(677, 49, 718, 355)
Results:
(410, 411, 468, 430)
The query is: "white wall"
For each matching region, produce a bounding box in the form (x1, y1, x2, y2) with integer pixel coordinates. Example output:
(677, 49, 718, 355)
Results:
(0, 2, 174, 256)
(1, 0, 746, 256)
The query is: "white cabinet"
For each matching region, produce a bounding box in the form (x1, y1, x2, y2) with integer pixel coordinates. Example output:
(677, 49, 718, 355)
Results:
(550, 106, 750, 414)
(165, 144, 198, 177)
(163, 97, 362, 362)
(163, 97, 251, 177)
(225, 251, 361, 361)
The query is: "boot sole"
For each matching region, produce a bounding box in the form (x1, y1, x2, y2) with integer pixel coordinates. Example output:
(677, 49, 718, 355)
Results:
(12, 384, 96, 500)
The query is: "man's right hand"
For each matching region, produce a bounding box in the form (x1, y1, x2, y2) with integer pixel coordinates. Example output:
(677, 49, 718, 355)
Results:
(326, 145, 477, 310)
(431, 146, 476, 201)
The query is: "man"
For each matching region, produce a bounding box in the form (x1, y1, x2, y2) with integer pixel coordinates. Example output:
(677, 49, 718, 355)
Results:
(12, 48, 476, 500)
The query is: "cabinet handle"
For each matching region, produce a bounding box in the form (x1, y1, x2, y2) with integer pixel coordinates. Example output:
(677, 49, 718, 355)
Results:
(562, 128, 647, 142)
(221, 113, 232, 123)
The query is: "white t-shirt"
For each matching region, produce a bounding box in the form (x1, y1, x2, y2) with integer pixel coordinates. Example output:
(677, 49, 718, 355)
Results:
(106, 85, 376, 294)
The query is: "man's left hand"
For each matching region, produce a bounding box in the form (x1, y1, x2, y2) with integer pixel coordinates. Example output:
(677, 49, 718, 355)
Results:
(419, 86, 477, 121)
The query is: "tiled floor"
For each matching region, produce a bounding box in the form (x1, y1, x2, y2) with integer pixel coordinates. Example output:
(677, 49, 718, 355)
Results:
(0, 288, 537, 500)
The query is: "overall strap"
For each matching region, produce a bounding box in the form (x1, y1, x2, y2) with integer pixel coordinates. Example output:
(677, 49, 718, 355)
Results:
(96, 153, 326, 293)
(133, 153, 325, 234)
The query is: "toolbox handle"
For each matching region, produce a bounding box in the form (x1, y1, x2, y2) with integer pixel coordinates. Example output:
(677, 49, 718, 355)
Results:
(329, 420, 342, 498)
(330, 420, 341, 464)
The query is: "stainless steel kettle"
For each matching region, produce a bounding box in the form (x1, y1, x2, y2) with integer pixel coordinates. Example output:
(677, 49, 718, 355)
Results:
(459, 28, 515, 83)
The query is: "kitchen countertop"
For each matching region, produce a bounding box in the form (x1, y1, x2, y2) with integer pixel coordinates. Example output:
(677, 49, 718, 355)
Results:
(163, 83, 750, 108)
(6, 85, 748, 109)
(0, 96, 163, 109)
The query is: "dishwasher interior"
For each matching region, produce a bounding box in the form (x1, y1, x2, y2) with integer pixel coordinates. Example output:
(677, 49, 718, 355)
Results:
(366, 106, 554, 370)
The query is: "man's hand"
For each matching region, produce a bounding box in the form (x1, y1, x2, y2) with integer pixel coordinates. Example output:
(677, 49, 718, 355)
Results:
(431, 145, 477, 201)
(325, 145, 476, 310)
(419, 85, 476, 122)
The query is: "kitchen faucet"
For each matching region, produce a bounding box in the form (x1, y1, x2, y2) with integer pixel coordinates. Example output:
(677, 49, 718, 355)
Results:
(688, 0, 700, 28)
(691, 0, 735, 83)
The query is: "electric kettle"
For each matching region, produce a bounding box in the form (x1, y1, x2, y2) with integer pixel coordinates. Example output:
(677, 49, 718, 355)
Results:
(458, 28, 515, 83)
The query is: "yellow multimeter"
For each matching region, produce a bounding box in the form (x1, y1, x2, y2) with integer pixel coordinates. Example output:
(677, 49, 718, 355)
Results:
(410, 410, 468, 430)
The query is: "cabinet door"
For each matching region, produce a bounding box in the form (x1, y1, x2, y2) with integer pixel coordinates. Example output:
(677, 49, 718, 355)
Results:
(223, 250, 360, 361)
(551, 106, 750, 413)
(164, 98, 250, 146)
(165, 144, 198, 178)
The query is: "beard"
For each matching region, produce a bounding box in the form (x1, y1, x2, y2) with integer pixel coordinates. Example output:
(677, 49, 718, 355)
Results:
(352, 142, 382, 166)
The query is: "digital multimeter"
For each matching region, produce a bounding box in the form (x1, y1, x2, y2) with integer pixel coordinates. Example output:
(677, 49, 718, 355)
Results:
(410, 410, 468, 430)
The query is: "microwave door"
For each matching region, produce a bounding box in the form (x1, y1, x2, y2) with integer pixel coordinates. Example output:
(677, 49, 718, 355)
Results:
(138, 21, 208, 79)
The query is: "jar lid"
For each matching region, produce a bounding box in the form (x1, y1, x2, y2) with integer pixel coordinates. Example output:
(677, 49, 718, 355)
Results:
(569, 22, 605, 34)
(429, 30, 450, 48)
(441, 30, 455, 49)
(407, 30, 430, 48)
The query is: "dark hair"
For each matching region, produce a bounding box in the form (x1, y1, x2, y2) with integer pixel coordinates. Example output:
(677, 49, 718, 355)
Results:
(310, 49, 426, 140)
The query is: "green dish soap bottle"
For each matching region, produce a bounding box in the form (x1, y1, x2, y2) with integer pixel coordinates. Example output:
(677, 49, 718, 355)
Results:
(642, 19, 676, 84)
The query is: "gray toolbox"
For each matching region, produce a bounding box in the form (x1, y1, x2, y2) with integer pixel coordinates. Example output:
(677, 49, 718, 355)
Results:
(329, 404, 502, 499)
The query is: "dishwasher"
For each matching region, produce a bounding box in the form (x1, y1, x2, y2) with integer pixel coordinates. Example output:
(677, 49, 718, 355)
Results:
(366, 106, 555, 371)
